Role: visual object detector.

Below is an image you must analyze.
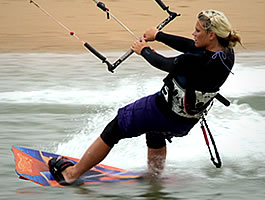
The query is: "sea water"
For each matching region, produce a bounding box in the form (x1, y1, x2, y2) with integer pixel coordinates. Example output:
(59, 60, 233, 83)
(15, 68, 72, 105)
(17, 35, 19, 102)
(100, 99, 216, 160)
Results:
(0, 51, 264, 199)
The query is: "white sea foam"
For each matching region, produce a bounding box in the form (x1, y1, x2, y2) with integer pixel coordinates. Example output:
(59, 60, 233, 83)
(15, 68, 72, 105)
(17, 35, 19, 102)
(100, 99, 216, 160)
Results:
(1, 52, 264, 104)
(0, 61, 264, 104)
(222, 63, 265, 97)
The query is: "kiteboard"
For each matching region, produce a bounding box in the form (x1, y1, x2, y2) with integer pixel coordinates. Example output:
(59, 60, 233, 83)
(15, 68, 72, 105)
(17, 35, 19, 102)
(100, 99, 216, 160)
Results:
(11, 145, 143, 187)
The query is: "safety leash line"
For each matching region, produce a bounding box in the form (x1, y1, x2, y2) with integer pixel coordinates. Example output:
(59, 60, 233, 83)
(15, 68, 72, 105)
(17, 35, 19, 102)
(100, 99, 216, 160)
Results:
(200, 116, 222, 168)
(30, 0, 115, 72)
(30, 0, 83, 43)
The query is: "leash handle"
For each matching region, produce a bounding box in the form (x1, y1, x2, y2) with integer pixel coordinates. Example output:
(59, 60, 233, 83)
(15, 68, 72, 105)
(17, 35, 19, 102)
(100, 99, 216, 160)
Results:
(201, 117, 222, 168)
(201, 122, 210, 146)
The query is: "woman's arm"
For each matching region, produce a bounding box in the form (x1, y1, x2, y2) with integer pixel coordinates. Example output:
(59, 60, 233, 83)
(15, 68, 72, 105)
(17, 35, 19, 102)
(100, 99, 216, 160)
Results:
(140, 47, 176, 72)
(143, 27, 196, 53)
(131, 38, 197, 74)
(156, 32, 197, 53)
(130, 38, 173, 72)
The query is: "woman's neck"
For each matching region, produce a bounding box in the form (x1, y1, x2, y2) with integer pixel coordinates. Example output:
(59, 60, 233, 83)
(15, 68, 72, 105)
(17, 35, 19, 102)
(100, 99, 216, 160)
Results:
(207, 46, 224, 52)
(206, 39, 224, 52)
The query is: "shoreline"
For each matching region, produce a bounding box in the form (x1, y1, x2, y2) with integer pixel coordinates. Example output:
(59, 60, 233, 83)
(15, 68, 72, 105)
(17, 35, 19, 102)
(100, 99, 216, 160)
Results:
(1, 0, 264, 53)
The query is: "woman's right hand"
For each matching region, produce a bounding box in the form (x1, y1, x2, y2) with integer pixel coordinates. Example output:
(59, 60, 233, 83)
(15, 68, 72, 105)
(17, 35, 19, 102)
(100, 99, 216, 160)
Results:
(131, 38, 148, 55)
(143, 27, 159, 41)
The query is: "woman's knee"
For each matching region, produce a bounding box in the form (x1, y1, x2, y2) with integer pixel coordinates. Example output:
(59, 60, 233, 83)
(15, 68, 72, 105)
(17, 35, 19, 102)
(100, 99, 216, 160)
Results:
(100, 116, 122, 147)
(146, 132, 166, 149)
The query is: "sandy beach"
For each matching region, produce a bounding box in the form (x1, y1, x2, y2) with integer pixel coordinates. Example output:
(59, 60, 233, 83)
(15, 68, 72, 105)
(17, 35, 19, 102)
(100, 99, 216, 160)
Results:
(0, 0, 265, 53)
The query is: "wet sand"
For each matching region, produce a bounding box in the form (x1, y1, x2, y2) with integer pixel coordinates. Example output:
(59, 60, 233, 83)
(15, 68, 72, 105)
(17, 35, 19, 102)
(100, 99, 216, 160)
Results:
(0, 0, 265, 53)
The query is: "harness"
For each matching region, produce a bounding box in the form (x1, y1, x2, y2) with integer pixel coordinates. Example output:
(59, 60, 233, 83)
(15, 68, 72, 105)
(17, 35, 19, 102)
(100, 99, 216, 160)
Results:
(161, 75, 218, 119)
(161, 72, 230, 168)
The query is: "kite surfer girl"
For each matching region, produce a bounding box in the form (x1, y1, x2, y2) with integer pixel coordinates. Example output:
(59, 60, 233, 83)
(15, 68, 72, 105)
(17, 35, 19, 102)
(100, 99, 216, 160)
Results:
(49, 9, 241, 185)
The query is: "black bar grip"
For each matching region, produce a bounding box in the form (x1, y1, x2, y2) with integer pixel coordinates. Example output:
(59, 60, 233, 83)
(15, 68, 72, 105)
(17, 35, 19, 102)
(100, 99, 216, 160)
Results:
(155, 0, 168, 11)
(84, 42, 106, 62)
(84, 42, 115, 73)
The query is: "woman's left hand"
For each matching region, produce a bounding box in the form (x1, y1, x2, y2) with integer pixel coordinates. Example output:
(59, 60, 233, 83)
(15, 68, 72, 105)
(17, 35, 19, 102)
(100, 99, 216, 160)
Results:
(131, 38, 148, 55)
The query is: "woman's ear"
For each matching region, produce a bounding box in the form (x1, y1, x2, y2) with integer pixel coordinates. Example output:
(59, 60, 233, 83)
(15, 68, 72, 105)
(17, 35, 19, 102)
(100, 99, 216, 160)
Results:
(208, 31, 217, 41)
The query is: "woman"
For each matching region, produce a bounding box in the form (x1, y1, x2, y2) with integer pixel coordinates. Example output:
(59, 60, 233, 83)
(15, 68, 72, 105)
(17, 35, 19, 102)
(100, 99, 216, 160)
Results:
(49, 10, 241, 185)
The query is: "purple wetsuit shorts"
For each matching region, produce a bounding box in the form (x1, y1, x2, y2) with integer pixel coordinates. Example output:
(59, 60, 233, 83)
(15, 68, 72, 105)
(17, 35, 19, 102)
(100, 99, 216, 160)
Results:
(117, 93, 198, 140)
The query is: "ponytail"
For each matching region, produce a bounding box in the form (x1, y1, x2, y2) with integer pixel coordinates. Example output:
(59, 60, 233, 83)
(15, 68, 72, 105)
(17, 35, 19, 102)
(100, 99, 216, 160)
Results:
(217, 30, 242, 48)
(227, 30, 242, 48)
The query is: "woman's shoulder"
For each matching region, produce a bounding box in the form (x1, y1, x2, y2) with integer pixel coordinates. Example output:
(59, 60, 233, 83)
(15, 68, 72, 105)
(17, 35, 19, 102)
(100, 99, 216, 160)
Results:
(206, 48, 235, 74)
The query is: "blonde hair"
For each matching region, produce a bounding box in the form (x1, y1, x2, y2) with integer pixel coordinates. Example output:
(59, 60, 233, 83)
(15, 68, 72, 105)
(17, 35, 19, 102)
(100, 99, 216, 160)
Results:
(198, 10, 242, 48)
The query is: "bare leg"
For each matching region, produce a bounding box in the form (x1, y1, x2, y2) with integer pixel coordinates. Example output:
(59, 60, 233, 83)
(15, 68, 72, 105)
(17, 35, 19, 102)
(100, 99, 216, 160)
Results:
(62, 136, 111, 184)
(147, 146, 167, 177)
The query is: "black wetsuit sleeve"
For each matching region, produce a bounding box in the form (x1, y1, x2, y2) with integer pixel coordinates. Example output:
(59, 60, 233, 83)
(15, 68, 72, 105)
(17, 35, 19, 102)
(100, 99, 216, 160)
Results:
(141, 47, 198, 75)
(155, 32, 197, 53)
(141, 47, 176, 73)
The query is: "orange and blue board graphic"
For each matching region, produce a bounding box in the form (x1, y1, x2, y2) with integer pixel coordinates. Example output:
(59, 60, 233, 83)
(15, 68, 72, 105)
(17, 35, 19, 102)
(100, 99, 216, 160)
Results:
(11, 146, 143, 187)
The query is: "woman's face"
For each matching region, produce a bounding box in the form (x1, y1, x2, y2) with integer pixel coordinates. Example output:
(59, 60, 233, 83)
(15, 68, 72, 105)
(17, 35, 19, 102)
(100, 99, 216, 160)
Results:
(192, 20, 211, 48)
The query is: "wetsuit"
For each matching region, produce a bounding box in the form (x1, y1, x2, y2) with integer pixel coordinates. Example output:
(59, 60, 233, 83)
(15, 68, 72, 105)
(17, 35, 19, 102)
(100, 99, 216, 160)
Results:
(101, 32, 235, 149)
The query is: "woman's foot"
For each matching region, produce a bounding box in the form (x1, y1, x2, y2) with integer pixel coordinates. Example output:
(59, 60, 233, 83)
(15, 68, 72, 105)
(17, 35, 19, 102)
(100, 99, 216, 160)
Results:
(48, 157, 83, 186)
